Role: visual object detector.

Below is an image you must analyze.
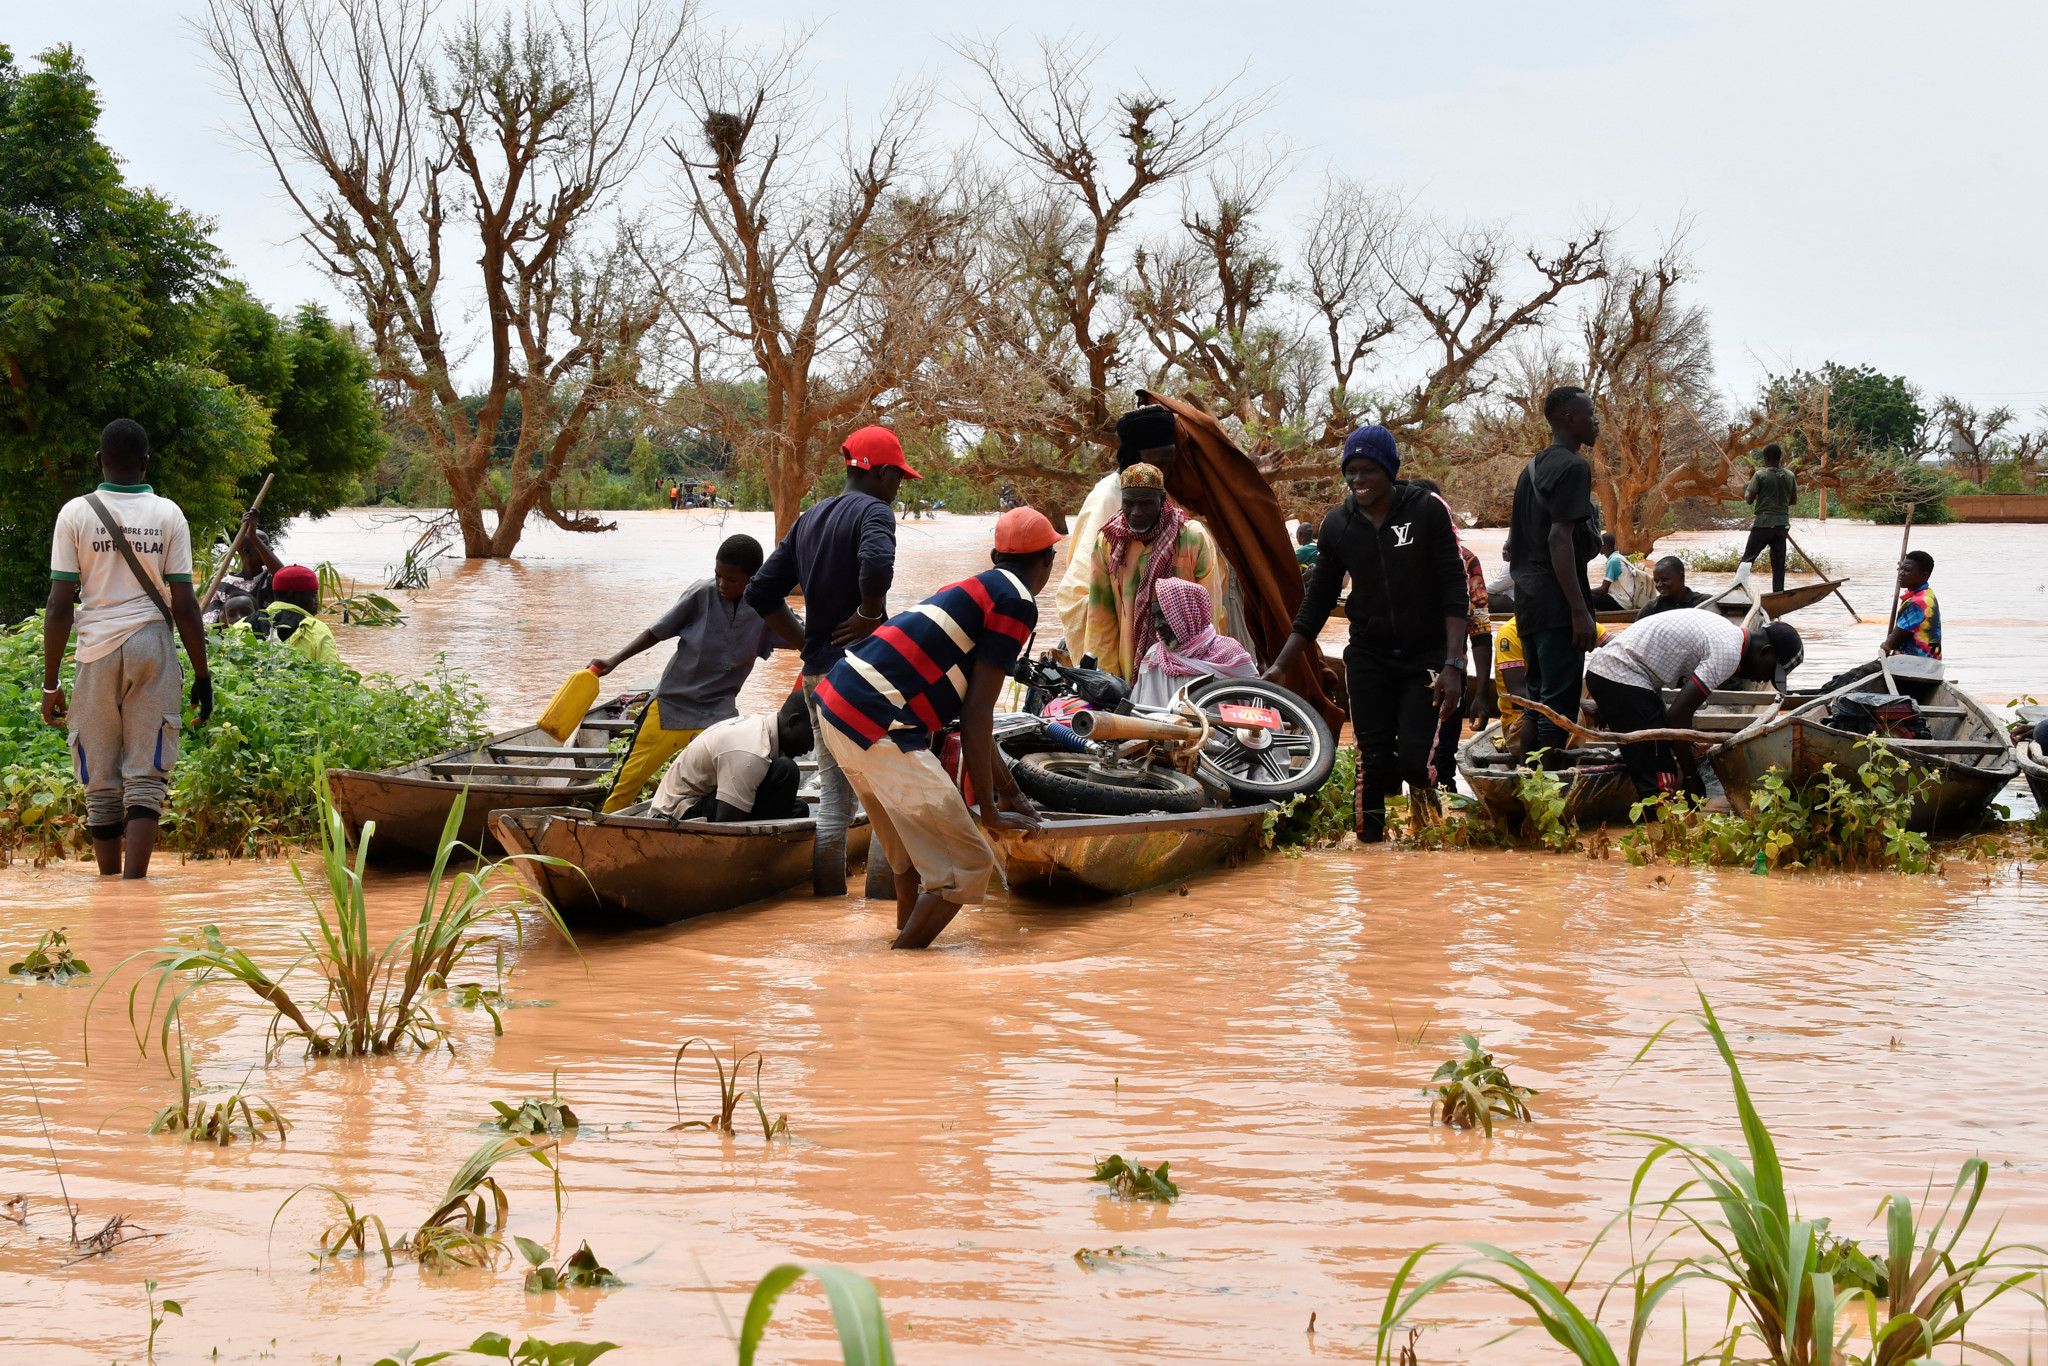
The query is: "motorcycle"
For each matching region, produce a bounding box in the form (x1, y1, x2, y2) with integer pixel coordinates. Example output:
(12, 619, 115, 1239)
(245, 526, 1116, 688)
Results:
(990, 653, 1336, 816)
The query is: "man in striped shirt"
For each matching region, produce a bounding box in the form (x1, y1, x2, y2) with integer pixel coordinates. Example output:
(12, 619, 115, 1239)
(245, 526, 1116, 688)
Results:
(814, 508, 1061, 948)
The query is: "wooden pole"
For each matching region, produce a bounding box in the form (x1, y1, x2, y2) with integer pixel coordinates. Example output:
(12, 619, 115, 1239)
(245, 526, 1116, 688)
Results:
(1515, 696, 1751, 750)
(198, 474, 275, 611)
(1875, 502, 1917, 695)
(1782, 530, 1859, 618)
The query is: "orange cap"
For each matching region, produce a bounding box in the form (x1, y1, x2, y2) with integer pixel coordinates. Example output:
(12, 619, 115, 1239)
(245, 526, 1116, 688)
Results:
(993, 506, 1063, 555)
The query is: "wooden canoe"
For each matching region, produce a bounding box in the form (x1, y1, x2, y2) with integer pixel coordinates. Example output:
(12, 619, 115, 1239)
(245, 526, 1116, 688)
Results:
(989, 805, 1269, 901)
(1456, 723, 1638, 829)
(1596, 578, 1850, 627)
(1708, 667, 2017, 833)
(328, 703, 638, 863)
(488, 801, 872, 930)
(2017, 705, 2048, 811)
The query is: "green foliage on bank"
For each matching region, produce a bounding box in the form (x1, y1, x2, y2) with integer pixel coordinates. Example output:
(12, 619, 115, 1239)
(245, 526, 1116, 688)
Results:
(0, 44, 383, 622)
(0, 616, 484, 862)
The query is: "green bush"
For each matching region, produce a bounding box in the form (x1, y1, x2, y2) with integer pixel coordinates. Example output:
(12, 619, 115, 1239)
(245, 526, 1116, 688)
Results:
(0, 614, 483, 861)
(1261, 746, 1356, 850)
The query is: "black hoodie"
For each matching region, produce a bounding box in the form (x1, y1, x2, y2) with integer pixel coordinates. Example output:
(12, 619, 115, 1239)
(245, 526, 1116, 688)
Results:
(1294, 483, 1468, 661)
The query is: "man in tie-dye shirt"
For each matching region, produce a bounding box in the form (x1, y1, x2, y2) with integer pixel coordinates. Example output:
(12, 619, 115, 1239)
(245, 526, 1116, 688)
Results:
(1885, 550, 1941, 660)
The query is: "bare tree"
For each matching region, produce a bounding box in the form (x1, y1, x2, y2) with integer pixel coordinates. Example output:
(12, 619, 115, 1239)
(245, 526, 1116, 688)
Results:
(938, 37, 1268, 500)
(204, 0, 685, 560)
(652, 33, 980, 535)
(1935, 396, 2016, 484)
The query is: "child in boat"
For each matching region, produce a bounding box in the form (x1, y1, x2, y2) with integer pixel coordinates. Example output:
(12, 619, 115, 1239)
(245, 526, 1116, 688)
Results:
(590, 534, 789, 812)
(650, 691, 813, 822)
(812, 508, 1059, 950)
(1885, 551, 1940, 660)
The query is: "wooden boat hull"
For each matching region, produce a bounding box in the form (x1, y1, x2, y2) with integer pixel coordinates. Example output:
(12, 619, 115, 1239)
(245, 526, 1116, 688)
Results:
(488, 804, 871, 930)
(1709, 682, 2017, 834)
(329, 712, 629, 863)
(1457, 724, 1638, 828)
(2020, 707, 2048, 810)
(1596, 578, 1849, 627)
(989, 806, 1268, 900)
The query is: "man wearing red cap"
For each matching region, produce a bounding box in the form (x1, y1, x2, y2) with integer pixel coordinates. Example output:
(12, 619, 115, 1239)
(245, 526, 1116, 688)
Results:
(746, 424, 916, 894)
(267, 563, 341, 666)
(813, 507, 1058, 948)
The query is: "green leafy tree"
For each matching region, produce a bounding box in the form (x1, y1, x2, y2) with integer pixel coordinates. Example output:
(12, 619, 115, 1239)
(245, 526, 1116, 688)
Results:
(200, 286, 385, 534)
(0, 44, 270, 620)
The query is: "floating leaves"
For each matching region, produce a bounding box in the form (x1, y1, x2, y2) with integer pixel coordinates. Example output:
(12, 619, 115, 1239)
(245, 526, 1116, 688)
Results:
(516, 1238, 623, 1294)
(1089, 1155, 1180, 1202)
(10, 927, 89, 982)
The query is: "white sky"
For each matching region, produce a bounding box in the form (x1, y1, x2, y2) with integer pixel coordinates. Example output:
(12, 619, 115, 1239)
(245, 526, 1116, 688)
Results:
(12, 0, 2045, 414)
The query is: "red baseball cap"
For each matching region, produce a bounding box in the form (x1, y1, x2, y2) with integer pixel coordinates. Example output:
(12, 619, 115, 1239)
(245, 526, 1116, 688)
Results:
(271, 564, 320, 593)
(993, 506, 1063, 555)
(842, 425, 920, 479)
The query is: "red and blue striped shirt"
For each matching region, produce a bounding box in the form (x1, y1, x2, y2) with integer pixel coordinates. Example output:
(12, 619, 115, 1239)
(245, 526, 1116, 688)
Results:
(816, 568, 1037, 750)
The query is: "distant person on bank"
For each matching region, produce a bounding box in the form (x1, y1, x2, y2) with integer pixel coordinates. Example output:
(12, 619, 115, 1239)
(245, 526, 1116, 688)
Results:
(1505, 385, 1603, 761)
(591, 533, 779, 813)
(1742, 442, 1798, 593)
(813, 508, 1058, 949)
(650, 690, 813, 823)
(1635, 556, 1709, 620)
(1885, 550, 1941, 659)
(747, 425, 912, 894)
(41, 419, 213, 879)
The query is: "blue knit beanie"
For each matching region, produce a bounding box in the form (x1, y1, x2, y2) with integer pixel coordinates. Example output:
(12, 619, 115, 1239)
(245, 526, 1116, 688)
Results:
(1341, 424, 1399, 478)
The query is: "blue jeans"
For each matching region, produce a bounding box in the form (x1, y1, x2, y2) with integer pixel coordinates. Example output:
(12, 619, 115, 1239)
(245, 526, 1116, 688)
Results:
(801, 674, 857, 895)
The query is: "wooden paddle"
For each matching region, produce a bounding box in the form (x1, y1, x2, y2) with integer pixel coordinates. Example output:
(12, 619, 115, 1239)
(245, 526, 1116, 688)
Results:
(1874, 502, 1917, 696)
(198, 473, 275, 611)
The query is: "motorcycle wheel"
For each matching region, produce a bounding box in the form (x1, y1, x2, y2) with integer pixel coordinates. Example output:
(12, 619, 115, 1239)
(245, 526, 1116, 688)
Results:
(1187, 678, 1337, 804)
(1013, 752, 1206, 816)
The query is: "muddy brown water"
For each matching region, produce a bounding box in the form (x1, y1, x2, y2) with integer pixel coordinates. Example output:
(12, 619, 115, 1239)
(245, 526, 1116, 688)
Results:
(4, 511, 2047, 1362)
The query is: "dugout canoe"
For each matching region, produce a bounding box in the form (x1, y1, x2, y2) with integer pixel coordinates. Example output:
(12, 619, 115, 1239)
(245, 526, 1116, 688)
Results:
(988, 805, 1269, 901)
(1707, 664, 2017, 834)
(328, 704, 638, 863)
(487, 802, 872, 930)
(1456, 723, 1638, 829)
(2017, 705, 2048, 810)
(1595, 578, 1850, 627)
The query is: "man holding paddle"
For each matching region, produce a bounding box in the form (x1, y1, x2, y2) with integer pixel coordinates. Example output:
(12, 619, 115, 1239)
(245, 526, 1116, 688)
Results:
(41, 419, 212, 879)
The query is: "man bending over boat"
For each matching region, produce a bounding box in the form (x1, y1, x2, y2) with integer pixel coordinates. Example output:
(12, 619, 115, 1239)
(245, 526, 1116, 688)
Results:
(1583, 609, 1803, 799)
(591, 533, 783, 812)
(812, 508, 1060, 949)
(650, 691, 813, 823)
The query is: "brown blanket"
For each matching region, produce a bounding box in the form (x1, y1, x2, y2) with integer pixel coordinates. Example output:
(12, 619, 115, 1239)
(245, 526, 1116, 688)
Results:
(1139, 389, 1346, 731)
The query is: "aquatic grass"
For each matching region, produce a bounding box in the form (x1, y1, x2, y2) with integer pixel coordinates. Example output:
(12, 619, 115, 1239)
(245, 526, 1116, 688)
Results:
(1429, 1033, 1537, 1135)
(92, 775, 581, 1061)
(407, 1136, 563, 1273)
(670, 1039, 790, 1141)
(1090, 1155, 1180, 1202)
(314, 561, 405, 627)
(9, 927, 90, 982)
(739, 1263, 896, 1366)
(489, 1075, 579, 1136)
(273, 1185, 396, 1266)
(1374, 989, 2048, 1363)
(375, 1335, 618, 1366)
(147, 1041, 290, 1145)
(142, 1279, 181, 1363)
(1396, 792, 1513, 851)
(515, 1237, 622, 1294)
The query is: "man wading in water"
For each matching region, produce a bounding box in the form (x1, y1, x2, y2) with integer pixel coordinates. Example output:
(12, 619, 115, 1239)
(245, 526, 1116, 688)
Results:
(1506, 386, 1602, 763)
(747, 426, 912, 895)
(1264, 425, 1467, 842)
(41, 419, 213, 878)
(812, 509, 1057, 949)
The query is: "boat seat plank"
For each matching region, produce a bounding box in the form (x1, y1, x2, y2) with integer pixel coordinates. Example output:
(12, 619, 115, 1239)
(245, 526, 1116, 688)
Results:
(487, 745, 616, 759)
(1863, 738, 2011, 755)
(580, 718, 636, 731)
(426, 762, 611, 780)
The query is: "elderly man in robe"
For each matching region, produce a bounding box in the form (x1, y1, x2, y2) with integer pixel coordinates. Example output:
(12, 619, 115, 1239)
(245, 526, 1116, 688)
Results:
(1055, 404, 1181, 648)
(1076, 462, 1229, 682)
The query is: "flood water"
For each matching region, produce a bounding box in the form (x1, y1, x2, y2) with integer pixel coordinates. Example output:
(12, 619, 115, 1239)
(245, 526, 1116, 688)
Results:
(4, 509, 2048, 1363)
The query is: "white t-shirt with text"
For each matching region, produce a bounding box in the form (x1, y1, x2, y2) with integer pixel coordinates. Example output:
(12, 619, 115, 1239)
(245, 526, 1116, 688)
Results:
(49, 485, 194, 664)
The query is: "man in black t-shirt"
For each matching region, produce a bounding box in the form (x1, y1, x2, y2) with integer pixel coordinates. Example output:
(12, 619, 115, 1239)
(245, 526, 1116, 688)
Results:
(1505, 386, 1602, 758)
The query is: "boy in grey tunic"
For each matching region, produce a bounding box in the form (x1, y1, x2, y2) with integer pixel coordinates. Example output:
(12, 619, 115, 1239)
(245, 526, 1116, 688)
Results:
(41, 420, 213, 878)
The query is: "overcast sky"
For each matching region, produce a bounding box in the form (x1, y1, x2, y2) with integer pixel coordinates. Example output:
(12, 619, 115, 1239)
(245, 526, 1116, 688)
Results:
(11, 1, 2044, 414)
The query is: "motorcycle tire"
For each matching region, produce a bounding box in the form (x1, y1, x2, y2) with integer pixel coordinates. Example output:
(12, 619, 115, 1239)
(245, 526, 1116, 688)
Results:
(1188, 677, 1338, 804)
(1013, 752, 1206, 816)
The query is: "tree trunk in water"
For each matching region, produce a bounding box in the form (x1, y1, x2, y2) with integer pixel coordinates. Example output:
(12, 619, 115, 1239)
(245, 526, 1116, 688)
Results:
(769, 454, 808, 542)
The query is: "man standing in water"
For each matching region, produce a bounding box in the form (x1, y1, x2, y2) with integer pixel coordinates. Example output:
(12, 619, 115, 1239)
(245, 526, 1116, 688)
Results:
(41, 419, 213, 878)
(1507, 386, 1602, 761)
(1742, 443, 1798, 594)
(1264, 426, 1467, 841)
(813, 508, 1058, 949)
(747, 426, 913, 894)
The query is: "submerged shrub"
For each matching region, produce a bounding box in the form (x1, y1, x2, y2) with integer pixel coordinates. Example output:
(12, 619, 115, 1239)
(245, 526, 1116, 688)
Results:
(1090, 1155, 1180, 1202)
(1429, 1033, 1537, 1135)
(9, 927, 90, 982)
(0, 613, 484, 861)
(1262, 746, 1356, 851)
(1622, 742, 1936, 873)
